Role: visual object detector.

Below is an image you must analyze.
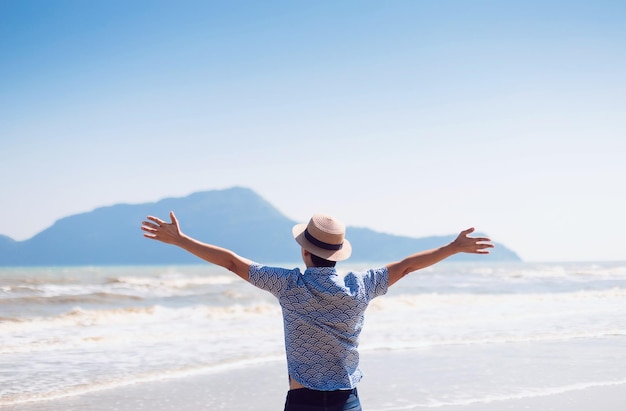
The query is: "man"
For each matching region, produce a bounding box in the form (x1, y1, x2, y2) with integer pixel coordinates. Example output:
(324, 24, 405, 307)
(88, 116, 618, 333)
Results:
(141, 212, 493, 410)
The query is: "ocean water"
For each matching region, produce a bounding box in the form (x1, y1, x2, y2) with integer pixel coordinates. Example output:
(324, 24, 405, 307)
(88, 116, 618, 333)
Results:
(1, 261, 625, 409)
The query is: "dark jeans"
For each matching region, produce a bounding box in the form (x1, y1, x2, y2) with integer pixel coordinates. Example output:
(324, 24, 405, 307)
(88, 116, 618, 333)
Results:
(283, 387, 361, 411)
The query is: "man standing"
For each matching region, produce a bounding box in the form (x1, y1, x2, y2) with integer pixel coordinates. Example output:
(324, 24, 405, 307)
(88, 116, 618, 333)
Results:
(141, 212, 493, 410)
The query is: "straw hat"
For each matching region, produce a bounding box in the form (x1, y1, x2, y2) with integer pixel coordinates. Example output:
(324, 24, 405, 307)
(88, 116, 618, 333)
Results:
(292, 214, 352, 261)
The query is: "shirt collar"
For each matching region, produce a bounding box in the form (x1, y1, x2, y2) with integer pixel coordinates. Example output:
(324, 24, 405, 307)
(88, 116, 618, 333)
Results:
(304, 266, 337, 276)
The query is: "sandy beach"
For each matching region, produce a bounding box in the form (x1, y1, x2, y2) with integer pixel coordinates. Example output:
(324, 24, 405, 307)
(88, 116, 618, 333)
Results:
(3, 263, 625, 410)
(3, 349, 624, 411)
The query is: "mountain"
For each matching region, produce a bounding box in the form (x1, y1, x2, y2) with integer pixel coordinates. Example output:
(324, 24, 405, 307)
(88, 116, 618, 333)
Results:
(0, 235, 15, 246)
(0, 187, 521, 266)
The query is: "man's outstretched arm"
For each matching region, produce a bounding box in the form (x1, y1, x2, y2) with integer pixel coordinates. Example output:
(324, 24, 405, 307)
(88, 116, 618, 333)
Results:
(141, 211, 252, 281)
(386, 228, 494, 287)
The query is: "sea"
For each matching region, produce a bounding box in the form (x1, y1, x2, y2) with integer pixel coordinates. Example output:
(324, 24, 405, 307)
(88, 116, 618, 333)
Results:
(1, 261, 625, 409)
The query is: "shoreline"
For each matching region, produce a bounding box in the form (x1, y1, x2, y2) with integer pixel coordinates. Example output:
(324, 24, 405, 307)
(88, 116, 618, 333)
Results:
(423, 383, 625, 411)
(1, 358, 289, 411)
(3, 350, 625, 411)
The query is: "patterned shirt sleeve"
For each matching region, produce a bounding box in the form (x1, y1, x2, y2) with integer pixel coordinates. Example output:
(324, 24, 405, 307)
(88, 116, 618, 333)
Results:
(248, 263, 297, 298)
(361, 266, 389, 300)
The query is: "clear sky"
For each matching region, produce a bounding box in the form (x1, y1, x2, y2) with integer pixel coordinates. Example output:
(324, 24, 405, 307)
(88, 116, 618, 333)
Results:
(1, 0, 625, 262)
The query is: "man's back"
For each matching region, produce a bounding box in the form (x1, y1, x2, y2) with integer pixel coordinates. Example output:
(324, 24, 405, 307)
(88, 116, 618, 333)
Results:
(249, 263, 388, 390)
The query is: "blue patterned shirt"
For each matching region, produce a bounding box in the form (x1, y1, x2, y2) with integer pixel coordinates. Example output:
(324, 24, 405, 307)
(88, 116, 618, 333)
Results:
(249, 263, 388, 390)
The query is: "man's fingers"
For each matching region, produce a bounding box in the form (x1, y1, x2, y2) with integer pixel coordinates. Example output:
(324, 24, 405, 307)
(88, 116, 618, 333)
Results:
(145, 213, 178, 227)
(170, 211, 178, 227)
(473, 241, 494, 255)
(461, 227, 475, 236)
(141, 224, 157, 233)
(146, 215, 167, 226)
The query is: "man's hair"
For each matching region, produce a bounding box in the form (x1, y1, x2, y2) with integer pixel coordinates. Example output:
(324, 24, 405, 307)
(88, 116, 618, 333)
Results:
(310, 253, 337, 268)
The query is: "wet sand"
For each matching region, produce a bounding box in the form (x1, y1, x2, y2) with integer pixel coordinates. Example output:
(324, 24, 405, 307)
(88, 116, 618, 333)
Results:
(3, 351, 624, 411)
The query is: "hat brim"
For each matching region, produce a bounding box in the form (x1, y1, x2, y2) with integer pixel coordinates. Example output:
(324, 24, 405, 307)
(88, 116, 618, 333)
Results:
(292, 223, 352, 262)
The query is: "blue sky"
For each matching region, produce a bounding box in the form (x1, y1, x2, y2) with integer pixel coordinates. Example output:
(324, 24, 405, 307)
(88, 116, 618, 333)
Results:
(1, 0, 625, 262)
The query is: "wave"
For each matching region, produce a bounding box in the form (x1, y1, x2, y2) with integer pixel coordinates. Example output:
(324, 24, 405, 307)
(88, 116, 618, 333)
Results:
(3, 286, 624, 332)
(460, 262, 626, 279)
(1, 301, 279, 327)
(0, 275, 237, 302)
(361, 328, 626, 352)
(0, 292, 143, 306)
(0, 274, 239, 303)
(107, 274, 237, 287)
(370, 287, 626, 309)
(0, 302, 282, 353)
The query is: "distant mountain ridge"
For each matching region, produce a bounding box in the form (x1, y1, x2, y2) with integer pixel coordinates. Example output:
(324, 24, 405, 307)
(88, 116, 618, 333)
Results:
(0, 187, 521, 266)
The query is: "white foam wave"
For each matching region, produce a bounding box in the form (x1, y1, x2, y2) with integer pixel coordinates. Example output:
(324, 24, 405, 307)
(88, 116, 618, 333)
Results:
(0, 273, 238, 301)
(361, 288, 626, 351)
(462, 262, 626, 280)
(361, 328, 626, 352)
(1, 302, 279, 329)
(369, 287, 626, 311)
(0, 303, 281, 354)
(110, 274, 236, 287)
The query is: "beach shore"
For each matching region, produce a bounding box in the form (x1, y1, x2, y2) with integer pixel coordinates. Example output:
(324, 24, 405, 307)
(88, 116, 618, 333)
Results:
(426, 385, 624, 411)
(3, 350, 624, 411)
